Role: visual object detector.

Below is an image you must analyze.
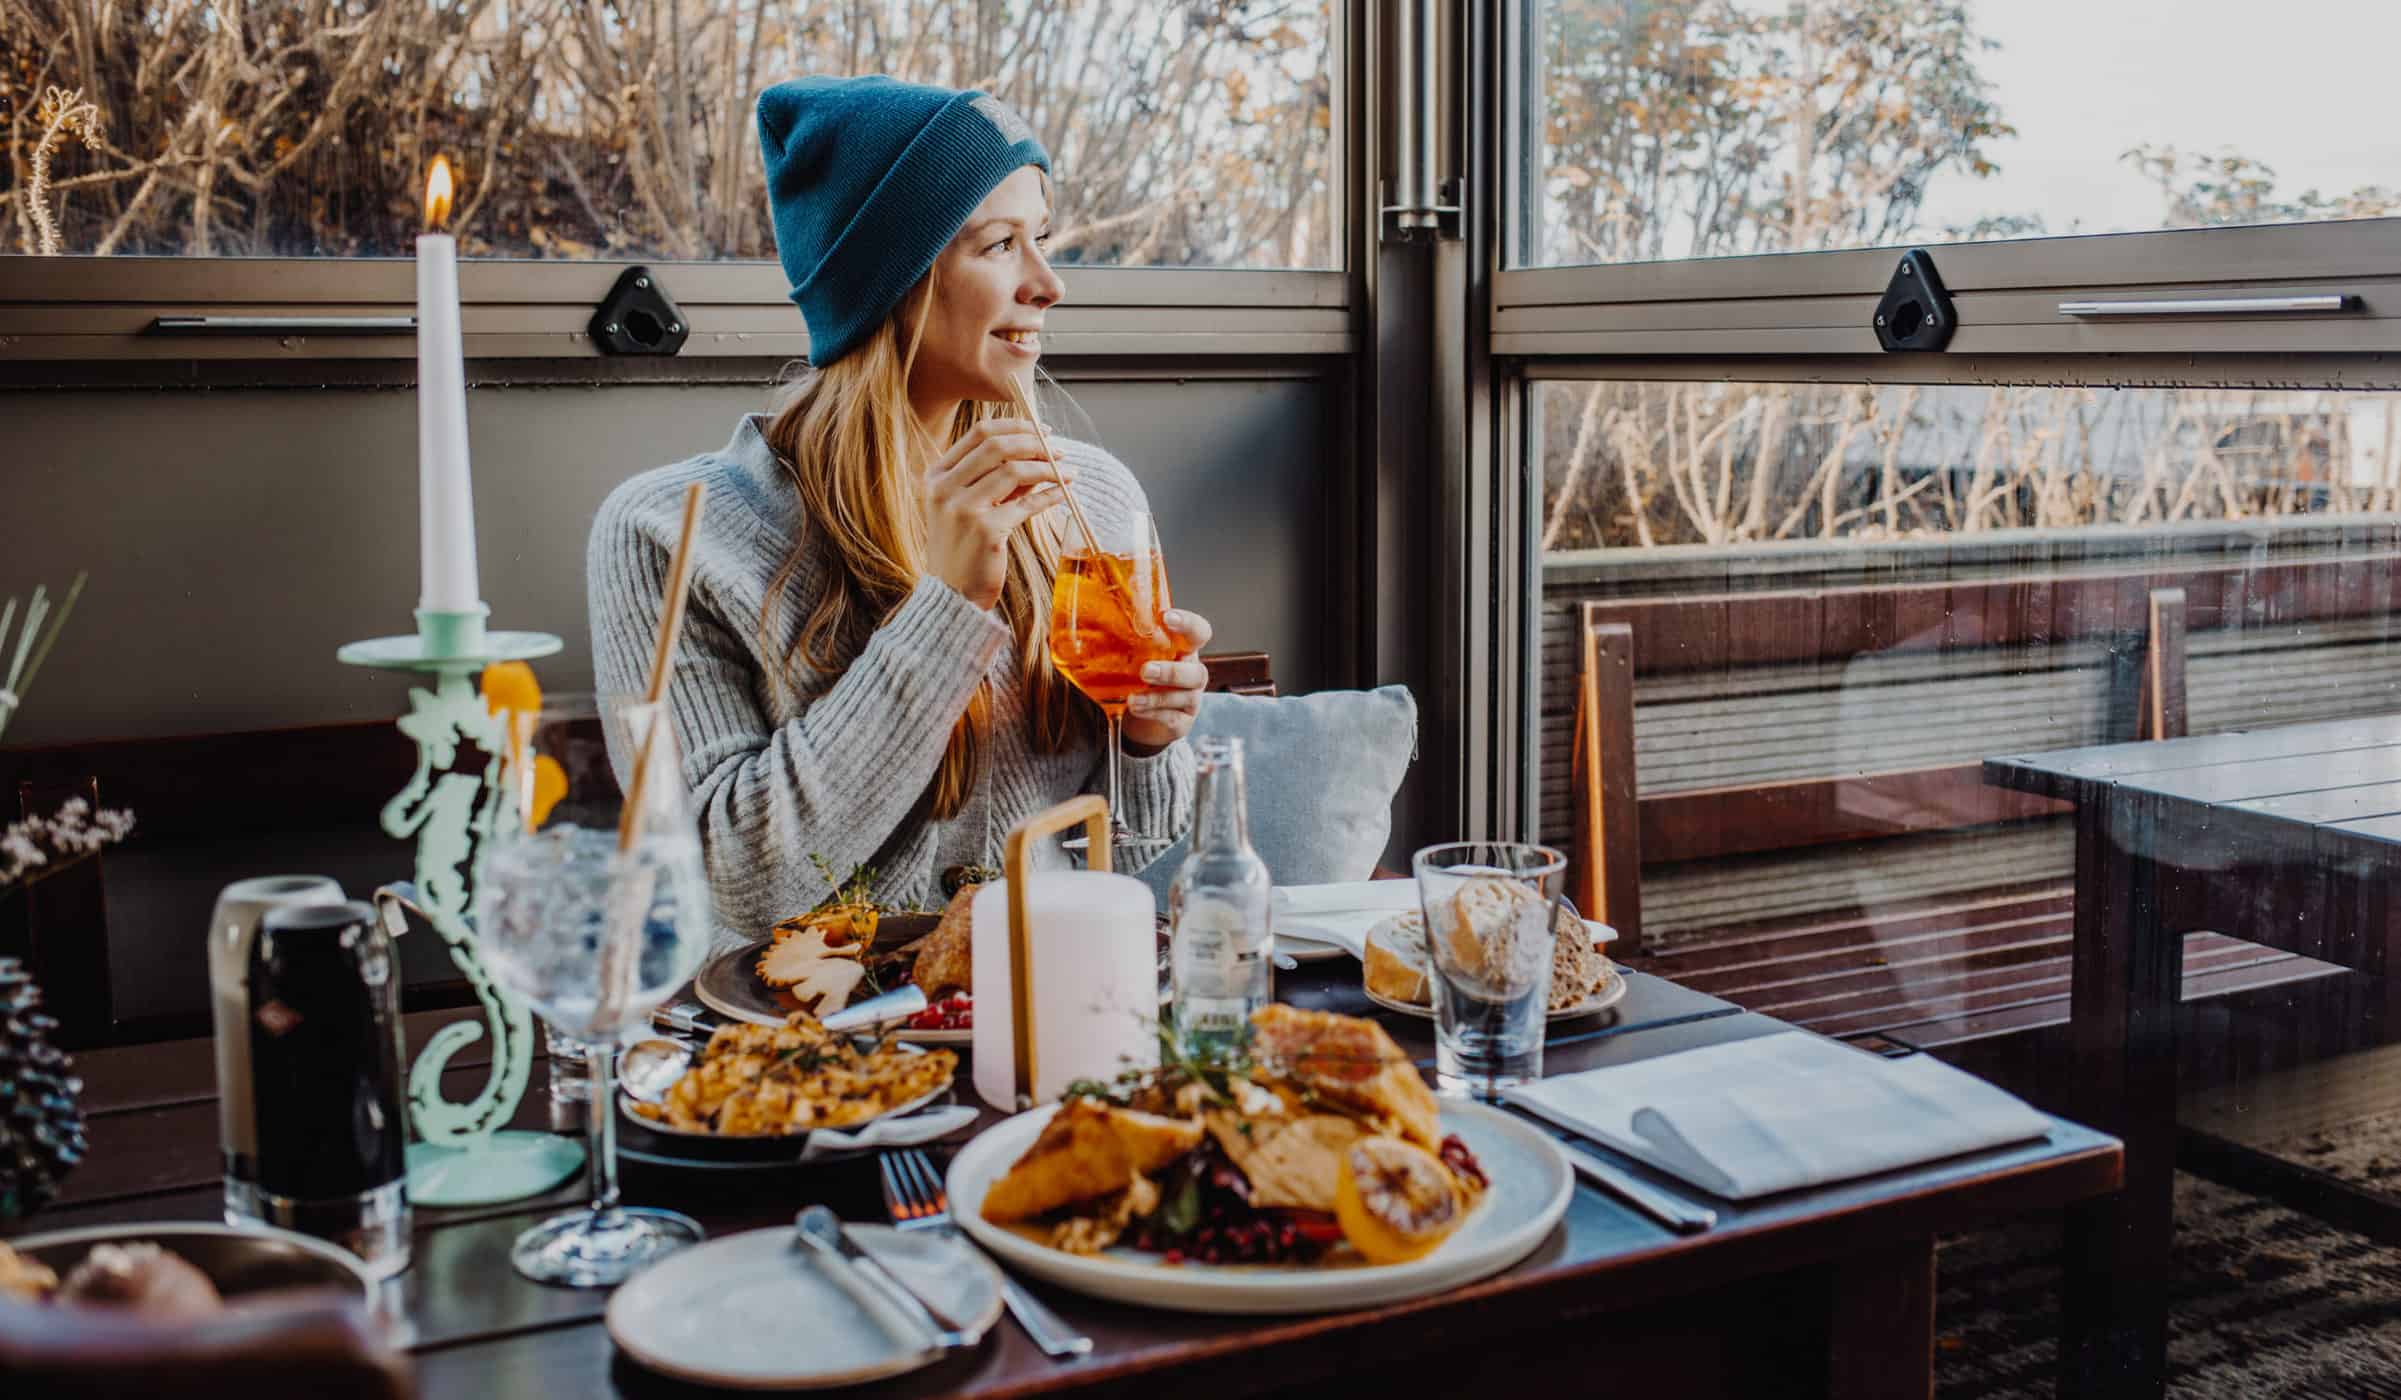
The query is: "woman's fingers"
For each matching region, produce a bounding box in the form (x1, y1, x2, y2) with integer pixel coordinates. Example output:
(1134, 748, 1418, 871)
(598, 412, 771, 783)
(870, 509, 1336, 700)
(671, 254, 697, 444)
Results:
(1158, 608, 1214, 656)
(1127, 687, 1201, 718)
(994, 483, 1070, 532)
(1139, 657, 1209, 693)
(933, 436, 1058, 498)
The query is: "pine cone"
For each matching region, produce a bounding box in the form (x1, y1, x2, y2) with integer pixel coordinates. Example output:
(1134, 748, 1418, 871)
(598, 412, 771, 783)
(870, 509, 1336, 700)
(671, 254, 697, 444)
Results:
(0, 959, 86, 1219)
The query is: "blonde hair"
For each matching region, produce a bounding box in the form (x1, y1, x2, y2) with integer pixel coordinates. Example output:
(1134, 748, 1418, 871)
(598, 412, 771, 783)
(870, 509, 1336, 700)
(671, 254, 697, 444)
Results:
(761, 273, 1088, 822)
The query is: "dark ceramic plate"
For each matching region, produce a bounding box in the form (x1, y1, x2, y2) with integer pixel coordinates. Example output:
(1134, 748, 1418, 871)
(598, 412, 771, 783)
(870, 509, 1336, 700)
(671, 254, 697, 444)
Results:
(692, 911, 947, 1031)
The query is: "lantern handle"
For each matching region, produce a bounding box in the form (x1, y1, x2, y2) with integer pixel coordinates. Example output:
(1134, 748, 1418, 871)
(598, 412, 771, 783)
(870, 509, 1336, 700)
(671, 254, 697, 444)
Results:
(1000, 796, 1112, 1105)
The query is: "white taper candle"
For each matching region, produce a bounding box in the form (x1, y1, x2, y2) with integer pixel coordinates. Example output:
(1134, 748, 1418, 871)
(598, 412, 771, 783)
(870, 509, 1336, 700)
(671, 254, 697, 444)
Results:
(415, 229, 479, 613)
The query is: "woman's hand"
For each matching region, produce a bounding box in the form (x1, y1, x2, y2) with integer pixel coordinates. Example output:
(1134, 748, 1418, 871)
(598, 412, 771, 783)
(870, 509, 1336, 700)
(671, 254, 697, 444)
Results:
(1123, 608, 1214, 753)
(922, 418, 1074, 610)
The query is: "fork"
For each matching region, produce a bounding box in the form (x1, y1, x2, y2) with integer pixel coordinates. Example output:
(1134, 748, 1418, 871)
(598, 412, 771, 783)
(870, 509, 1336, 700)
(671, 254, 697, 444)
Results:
(879, 1148, 1093, 1360)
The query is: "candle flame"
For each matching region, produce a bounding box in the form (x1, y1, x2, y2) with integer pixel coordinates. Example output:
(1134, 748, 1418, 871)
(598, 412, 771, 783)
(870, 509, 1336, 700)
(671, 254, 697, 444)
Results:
(423, 155, 456, 232)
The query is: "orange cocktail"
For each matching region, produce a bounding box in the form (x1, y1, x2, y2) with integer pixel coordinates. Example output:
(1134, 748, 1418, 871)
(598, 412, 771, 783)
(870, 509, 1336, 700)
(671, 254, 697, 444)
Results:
(1049, 549, 1178, 714)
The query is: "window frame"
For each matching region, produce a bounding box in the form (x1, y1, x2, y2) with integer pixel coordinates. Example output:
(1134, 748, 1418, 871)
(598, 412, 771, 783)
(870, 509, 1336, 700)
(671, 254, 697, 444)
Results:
(0, 1, 1358, 367)
(1486, 0, 2401, 845)
(0, 260, 1351, 364)
(1498, 0, 2401, 358)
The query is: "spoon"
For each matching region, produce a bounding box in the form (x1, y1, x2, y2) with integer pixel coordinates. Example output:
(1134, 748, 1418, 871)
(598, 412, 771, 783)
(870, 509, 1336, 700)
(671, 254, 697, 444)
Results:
(617, 985, 934, 1105)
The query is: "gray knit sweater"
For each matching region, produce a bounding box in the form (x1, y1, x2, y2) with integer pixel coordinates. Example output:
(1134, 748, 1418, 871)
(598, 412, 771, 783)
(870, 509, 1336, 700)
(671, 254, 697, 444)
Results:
(586, 415, 1194, 938)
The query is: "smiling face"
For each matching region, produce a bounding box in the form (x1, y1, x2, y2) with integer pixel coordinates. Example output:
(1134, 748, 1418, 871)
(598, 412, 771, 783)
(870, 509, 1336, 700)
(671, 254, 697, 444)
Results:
(906, 165, 1064, 427)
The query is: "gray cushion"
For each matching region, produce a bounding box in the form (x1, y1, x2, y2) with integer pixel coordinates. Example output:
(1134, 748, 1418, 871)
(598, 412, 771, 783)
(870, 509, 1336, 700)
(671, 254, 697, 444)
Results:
(1136, 685, 1419, 901)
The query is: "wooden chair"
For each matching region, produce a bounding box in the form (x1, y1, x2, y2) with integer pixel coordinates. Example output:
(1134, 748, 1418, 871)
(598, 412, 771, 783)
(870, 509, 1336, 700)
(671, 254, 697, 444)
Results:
(1564, 582, 2288, 1069)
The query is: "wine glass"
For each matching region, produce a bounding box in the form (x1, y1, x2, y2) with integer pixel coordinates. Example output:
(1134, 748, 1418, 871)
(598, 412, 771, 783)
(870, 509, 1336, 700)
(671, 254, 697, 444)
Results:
(475, 695, 713, 1286)
(1049, 509, 1182, 859)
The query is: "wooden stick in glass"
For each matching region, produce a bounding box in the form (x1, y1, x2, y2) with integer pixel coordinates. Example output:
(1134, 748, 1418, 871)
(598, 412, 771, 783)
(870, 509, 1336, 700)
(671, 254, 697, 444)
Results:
(616, 480, 707, 853)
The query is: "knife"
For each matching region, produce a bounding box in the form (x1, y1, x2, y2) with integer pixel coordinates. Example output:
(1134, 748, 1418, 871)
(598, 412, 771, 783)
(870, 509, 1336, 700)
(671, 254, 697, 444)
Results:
(1555, 1138, 1718, 1234)
(793, 1206, 977, 1353)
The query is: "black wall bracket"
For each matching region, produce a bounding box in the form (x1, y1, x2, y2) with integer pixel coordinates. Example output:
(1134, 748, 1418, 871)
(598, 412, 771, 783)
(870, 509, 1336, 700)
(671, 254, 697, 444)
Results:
(1873, 249, 1957, 353)
(588, 266, 689, 356)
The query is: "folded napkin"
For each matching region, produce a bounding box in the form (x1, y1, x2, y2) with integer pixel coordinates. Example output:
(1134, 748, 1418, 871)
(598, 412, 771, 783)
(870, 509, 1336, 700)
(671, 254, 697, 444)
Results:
(794, 1104, 980, 1165)
(1501, 1031, 2050, 1200)
(1275, 881, 1424, 918)
(1273, 882, 1423, 959)
(1273, 882, 1617, 961)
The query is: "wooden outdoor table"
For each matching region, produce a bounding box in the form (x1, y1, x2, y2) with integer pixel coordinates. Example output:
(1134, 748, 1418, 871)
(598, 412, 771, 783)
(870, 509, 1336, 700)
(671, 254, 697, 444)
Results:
(1986, 714, 2401, 1399)
(12, 965, 2118, 1399)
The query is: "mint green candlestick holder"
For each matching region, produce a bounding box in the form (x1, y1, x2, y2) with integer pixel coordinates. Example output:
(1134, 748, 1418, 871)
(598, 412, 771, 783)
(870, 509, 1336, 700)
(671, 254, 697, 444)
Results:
(340, 605, 584, 1207)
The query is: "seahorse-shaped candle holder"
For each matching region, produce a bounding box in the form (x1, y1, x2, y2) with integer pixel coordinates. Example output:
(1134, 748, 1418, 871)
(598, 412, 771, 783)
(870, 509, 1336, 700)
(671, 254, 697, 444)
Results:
(339, 609, 585, 1206)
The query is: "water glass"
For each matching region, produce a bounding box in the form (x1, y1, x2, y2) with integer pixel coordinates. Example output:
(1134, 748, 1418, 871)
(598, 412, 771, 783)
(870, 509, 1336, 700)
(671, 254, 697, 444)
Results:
(1414, 842, 1565, 1098)
(475, 696, 713, 1286)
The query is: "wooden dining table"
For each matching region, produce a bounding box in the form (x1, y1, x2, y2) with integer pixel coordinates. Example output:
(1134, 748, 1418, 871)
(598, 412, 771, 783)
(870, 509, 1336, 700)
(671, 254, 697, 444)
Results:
(13, 963, 2118, 1399)
(1986, 714, 2401, 1399)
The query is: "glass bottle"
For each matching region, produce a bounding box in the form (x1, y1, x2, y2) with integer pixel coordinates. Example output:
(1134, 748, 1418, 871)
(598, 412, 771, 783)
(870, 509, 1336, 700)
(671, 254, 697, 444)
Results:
(1168, 736, 1274, 1053)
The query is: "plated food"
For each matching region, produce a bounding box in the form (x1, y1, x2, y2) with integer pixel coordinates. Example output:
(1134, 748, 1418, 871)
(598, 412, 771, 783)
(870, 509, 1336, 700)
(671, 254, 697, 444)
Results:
(740, 867, 985, 1033)
(0, 1238, 225, 1318)
(626, 1013, 957, 1137)
(976, 1005, 1489, 1268)
(1363, 883, 1622, 1017)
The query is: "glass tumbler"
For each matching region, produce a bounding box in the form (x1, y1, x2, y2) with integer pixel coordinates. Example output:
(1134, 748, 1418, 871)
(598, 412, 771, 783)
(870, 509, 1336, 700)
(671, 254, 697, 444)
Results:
(1414, 842, 1565, 1098)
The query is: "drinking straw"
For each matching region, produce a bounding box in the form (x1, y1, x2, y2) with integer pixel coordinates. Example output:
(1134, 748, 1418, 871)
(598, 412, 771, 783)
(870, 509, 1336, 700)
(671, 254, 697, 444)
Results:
(1006, 375, 1109, 567)
(597, 480, 704, 1031)
(616, 480, 707, 853)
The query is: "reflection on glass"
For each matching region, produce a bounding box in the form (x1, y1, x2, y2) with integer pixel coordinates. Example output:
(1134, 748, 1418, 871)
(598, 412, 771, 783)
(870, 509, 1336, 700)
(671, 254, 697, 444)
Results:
(16, 0, 1336, 266)
(1536, 381, 2401, 552)
(1526, 0, 2401, 267)
(1531, 376, 2401, 1110)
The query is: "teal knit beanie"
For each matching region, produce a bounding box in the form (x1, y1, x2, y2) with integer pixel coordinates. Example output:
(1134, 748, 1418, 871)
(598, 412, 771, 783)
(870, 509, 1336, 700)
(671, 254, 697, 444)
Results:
(756, 75, 1051, 367)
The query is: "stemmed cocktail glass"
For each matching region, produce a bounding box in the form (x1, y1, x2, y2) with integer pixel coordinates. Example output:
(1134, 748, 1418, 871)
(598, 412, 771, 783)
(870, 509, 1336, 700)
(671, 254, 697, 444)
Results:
(475, 696, 713, 1286)
(1048, 509, 1181, 859)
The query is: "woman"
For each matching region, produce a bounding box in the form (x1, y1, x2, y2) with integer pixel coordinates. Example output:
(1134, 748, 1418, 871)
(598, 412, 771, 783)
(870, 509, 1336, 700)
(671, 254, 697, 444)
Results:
(588, 75, 1208, 934)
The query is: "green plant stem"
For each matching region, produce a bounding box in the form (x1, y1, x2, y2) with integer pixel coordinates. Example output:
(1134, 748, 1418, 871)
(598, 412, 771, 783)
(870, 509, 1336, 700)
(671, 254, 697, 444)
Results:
(15, 572, 85, 700)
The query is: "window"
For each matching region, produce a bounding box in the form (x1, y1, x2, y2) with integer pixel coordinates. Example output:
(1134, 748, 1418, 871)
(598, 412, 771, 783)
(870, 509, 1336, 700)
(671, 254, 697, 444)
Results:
(3, 0, 1337, 266)
(1535, 380, 2401, 552)
(1522, 0, 2399, 268)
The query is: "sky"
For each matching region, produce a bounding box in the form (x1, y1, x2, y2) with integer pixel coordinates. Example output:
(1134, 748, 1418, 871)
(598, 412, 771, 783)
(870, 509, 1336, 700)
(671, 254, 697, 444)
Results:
(1907, 0, 2401, 237)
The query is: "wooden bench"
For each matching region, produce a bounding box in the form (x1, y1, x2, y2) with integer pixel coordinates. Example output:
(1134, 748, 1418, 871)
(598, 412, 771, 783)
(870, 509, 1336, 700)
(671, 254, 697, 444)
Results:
(3, 652, 1278, 1047)
(1548, 542, 2401, 1085)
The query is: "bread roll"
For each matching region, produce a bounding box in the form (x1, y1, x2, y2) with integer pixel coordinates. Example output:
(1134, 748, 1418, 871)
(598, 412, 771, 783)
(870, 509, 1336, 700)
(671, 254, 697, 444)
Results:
(1362, 911, 1430, 1004)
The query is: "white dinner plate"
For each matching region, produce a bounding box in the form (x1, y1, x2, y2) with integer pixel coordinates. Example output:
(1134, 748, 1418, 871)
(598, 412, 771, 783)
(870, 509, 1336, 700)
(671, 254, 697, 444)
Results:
(607, 1223, 1002, 1389)
(1363, 961, 1631, 1023)
(946, 1098, 1572, 1315)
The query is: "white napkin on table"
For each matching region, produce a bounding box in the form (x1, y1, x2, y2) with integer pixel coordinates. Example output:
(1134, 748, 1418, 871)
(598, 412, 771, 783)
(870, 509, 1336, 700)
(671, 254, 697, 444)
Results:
(1273, 882, 1424, 958)
(793, 1104, 980, 1165)
(1501, 1031, 2050, 1200)
(1272, 882, 1618, 960)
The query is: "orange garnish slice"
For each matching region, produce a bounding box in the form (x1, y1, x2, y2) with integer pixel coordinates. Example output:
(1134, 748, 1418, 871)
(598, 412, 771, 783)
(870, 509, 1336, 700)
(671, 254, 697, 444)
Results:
(528, 753, 568, 827)
(481, 660, 542, 717)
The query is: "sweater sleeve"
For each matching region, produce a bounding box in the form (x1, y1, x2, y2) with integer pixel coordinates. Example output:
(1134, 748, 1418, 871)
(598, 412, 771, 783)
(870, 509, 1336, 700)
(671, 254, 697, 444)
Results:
(589, 478, 1008, 933)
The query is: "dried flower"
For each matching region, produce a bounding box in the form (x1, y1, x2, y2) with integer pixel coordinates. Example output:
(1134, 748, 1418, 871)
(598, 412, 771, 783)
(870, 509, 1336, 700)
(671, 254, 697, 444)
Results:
(27, 87, 102, 256)
(0, 796, 134, 894)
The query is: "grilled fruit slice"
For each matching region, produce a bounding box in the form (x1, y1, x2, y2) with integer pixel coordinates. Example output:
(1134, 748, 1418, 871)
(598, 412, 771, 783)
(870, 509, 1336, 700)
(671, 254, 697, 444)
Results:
(1332, 1137, 1465, 1266)
(980, 1099, 1206, 1224)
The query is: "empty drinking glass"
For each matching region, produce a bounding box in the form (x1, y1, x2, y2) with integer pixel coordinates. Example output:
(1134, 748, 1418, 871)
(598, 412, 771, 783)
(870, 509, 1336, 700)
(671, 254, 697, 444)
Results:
(1415, 842, 1565, 1098)
(476, 696, 713, 1286)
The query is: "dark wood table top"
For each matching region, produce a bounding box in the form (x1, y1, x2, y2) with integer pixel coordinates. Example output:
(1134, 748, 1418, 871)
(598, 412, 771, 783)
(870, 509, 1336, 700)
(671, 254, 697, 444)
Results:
(14, 966, 2121, 1399)
(1986, 713, 2401, 838)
